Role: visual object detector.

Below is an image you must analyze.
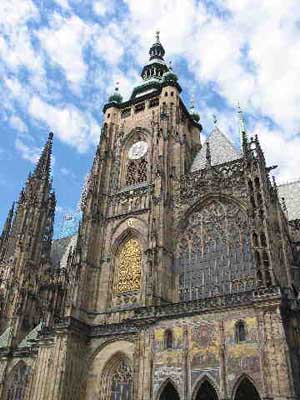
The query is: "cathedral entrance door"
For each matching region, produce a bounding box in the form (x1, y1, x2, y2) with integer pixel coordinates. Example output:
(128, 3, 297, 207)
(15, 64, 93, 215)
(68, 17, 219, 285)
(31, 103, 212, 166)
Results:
(159, 382, 180, 400)
(194, 380, 218, 400)
(234, 377, 261, 400)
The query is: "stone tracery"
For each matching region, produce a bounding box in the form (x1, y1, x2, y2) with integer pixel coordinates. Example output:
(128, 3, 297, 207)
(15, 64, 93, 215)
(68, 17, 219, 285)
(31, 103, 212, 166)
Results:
(176, 199, 256, 301)
(100, 355, 133, 400)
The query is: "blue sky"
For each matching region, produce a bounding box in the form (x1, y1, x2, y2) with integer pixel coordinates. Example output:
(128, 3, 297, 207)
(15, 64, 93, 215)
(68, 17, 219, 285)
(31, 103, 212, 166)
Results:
(1, 0, 300, 237)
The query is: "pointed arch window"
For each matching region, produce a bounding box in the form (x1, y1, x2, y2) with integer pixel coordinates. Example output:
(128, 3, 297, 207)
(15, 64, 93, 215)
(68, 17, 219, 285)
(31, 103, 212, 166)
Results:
(234, 376, 261, 400)
(176, 199, 256, 301)
(194, 379, 219, 400)
(235, 320, 246, 343)
(100, 355, 133, 400)
(159, 381, 180, 400)
(164, 329, 173, 349)
(114, 239, 142, 293)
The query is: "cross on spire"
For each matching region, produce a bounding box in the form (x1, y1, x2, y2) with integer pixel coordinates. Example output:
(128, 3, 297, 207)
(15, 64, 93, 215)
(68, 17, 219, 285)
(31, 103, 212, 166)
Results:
(156, 30, 160, 43)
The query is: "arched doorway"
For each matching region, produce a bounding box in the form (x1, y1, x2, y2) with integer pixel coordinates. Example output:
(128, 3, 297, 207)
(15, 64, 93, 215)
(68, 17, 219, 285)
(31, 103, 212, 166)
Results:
(234, 377, 261, 400)
(195, 380, 218, 400)
(159, 381, 180, 400)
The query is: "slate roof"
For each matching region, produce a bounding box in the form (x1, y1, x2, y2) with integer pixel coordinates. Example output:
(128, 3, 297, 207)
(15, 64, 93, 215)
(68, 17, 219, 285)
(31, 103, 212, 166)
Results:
(50, 235, 77, 268)
(191, 127, 241, 172)
(18, 322, 42, 348)
(278, 180, 300, 221)
(0, 327, 12, 348)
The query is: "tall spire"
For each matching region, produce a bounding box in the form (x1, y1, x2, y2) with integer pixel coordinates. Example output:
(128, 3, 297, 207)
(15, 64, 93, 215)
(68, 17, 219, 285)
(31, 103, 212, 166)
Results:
(33, 132, 53, 181)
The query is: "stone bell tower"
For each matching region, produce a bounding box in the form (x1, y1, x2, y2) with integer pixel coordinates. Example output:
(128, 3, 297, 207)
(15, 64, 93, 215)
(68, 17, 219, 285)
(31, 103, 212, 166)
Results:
(73, 32, 202, 318)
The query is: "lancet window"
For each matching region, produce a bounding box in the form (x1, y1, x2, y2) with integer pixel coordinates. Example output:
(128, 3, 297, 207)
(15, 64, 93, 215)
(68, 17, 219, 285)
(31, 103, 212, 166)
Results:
(114, 239, 142, 293)
(235, 321, 246, 343)
(176, 199, 256, 301)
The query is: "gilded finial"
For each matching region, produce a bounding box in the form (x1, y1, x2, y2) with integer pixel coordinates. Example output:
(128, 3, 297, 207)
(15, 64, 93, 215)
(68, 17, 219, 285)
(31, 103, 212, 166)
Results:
(212, 114, 217, 125)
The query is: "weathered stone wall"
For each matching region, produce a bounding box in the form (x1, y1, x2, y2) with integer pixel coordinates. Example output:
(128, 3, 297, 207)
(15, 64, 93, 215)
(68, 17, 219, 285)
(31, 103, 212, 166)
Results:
(75, 303, 296, 400)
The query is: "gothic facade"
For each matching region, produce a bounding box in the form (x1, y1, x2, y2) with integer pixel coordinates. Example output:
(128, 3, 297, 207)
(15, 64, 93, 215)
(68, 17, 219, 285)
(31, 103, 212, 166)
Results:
(0, 35, 300, 400)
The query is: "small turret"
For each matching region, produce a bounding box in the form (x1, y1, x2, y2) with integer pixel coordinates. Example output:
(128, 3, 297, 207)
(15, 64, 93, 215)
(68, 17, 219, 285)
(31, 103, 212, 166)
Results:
(108, 82, 123, 104)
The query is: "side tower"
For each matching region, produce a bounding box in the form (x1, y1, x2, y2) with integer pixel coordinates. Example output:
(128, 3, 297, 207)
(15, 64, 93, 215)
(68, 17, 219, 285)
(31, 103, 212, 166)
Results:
(0, 132, 56, 343)
(73, 33, 202, 316)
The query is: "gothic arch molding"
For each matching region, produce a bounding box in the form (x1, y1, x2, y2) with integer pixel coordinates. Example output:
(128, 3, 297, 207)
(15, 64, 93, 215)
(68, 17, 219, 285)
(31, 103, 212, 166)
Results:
(122, 127, 152, 145)
(100, 352, 133, 400)
(85, 340, 135, 400)
(231, 374, 261, 400)
(108, 219, 148, 307)
(156, 378, 181, 400)
(178, 193, 248, 233)
(111, 216, 147, 253)
(192, 375, 220, 400)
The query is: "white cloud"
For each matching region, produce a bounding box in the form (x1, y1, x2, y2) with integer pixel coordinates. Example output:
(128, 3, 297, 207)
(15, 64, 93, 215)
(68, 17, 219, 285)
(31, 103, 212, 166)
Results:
(54, 0, 71, 10)
(15, 138, 41, 164)
(93, 0, 112, 17)
(9, 116, 28, 133)
(255, 123, 300, 183)
(94, 33, 124, 65)
(0, 0, 38, 26)
(28, 96, 99, 152)
(0, 0, 44, 81)
(37, 14, 91, 88)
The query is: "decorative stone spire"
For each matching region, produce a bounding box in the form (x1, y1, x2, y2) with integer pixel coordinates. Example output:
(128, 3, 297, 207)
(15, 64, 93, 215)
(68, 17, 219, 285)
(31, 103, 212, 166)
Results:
(32, 132, 53, 181)
(213, 114, 218, 126)
(205, 141, 212, 167)
(237, 103, 248, 150)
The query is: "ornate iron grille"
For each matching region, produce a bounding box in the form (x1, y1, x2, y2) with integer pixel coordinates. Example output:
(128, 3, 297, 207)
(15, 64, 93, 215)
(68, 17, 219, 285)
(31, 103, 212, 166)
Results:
(126, 158, 147, 186)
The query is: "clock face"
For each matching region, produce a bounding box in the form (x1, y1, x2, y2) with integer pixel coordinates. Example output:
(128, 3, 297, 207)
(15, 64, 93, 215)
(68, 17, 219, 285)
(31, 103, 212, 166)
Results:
(128, 141, 148, 160)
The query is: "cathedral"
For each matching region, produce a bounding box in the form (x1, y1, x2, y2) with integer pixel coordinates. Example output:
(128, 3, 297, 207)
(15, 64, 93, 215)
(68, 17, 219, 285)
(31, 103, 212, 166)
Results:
(0, 34, 300, 400)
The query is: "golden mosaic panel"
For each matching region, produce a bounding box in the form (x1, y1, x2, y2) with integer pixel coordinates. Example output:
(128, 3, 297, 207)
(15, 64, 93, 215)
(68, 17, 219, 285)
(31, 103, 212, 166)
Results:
(114, 239, 142, 293)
